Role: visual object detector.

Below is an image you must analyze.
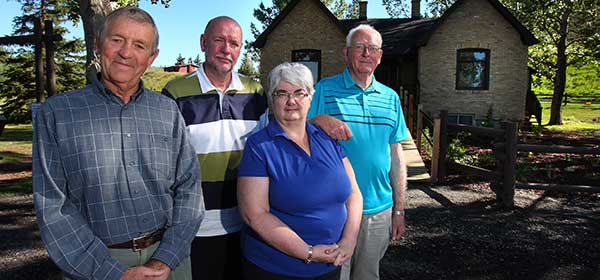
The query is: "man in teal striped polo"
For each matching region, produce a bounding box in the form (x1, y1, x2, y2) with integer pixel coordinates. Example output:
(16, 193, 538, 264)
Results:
(308, 24, 410, 280)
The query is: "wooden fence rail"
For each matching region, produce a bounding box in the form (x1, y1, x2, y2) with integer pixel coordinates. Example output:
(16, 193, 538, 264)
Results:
(415, 108, 600, 208)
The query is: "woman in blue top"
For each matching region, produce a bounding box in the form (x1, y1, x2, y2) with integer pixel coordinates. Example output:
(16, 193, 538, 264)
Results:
(237, 63, 363, 280)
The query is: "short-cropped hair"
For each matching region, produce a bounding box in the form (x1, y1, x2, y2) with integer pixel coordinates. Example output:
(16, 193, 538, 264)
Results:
(97, 6, 159, 54)
(266, 63, 315, 101)
(345, 24, 382, 48)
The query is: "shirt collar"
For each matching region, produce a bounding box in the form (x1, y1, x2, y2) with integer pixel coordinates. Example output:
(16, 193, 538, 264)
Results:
(196, 62, 245, 93)
(93, 74, 145, 104)
(266, 120, 321, 140)
(342, 67, 384, 93)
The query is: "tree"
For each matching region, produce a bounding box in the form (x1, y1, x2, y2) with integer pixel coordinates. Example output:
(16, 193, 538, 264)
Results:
(245, 0, 355, 67)
(193, 54, 201, 65)
(383, 0, 600, 125)
(502, 0, 600, 125)
(77, 0, 172, 84)
(238, 52, 258, 77)
(175, 53, 185, 65)
(0, 0, 86, 123)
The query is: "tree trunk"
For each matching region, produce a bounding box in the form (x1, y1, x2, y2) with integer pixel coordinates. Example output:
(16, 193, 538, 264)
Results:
(548, 7, 571, 125)
(79, 0, 117, 84)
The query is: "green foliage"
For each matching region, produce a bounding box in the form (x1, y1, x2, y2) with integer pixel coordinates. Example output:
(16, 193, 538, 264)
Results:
(515, 161, 531, 181)
(175, 53, 185, 65)
(533, 64, 600, 99)
(142, 68, 185, 92)
(447, 132, 477, 165)
(238, 52, 259, 78)
(0, 0, 86, 123)
(246, 0, 356, 67)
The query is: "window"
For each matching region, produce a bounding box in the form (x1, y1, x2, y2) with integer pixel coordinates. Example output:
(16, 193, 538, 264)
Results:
(448, 114, 474, 126)
(292, 49, 321, 81)
(456, 49, 490, 90)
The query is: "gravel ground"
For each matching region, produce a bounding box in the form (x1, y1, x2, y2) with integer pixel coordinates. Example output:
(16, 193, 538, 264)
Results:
(1, 182, 599, 280)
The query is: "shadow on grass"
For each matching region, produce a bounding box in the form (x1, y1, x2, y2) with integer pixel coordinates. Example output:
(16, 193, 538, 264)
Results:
(0, 126, 33, 142)
(0, 177, 32, 196)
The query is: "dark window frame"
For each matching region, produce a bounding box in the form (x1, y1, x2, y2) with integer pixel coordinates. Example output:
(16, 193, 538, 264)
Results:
(455, 48, 490, 90)
(291, 49, 321, 81)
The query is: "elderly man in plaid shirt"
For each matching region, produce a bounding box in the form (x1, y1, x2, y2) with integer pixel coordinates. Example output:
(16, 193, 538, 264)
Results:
(32, 7, 204, 280)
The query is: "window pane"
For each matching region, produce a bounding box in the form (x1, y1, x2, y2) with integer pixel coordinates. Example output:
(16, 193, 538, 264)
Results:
(297, 61, 319, 82)
(458, 51, 486, 61)
(458, 62, 485, 88)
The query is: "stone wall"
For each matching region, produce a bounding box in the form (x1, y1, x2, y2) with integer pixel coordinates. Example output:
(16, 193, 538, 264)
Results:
(419, 0, 529, 122)
(258, 0, 346, 84)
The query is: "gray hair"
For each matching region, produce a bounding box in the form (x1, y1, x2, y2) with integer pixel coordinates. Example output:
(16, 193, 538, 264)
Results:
(266, 63, 315, 102)
(345, 24, 382, 48)
(97, 6, 159, 54)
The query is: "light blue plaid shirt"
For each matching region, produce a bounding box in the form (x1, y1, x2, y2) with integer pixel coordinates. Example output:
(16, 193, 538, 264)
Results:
(33, 76, 204, 280)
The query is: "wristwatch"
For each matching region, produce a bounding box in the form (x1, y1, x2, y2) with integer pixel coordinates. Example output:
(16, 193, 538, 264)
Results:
(393, 209, 404, 216)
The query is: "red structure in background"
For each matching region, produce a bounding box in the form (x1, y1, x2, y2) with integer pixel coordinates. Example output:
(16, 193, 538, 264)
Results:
(164, 64, 198, 73)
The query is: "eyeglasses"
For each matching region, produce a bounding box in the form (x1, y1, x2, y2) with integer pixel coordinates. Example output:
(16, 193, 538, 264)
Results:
(272, 90, 310, 101)
(350, 44, 382, 53)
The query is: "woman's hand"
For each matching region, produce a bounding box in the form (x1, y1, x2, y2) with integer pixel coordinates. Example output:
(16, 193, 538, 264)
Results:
(332, 238, 357, 266)
(311, 243, 340, 264)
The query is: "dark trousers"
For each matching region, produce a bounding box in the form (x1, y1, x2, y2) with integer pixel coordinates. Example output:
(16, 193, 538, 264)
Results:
(242, 257, 341, 280)
(191, 232, 242, 280)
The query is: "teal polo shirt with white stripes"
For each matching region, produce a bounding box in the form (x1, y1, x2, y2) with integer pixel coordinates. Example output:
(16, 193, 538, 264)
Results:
(308, 68, 409, 214)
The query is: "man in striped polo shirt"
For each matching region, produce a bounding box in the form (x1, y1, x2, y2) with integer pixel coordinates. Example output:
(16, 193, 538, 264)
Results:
(162, 16, 268, 280)
(308, 24, 410, 280)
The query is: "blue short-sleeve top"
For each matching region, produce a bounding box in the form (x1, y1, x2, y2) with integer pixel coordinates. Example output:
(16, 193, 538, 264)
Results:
(237, 121, 351, 278)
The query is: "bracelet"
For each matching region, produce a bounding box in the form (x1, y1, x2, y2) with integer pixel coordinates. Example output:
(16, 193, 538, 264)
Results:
(393, 210, 404, 216)
(305, 245, 313, 263)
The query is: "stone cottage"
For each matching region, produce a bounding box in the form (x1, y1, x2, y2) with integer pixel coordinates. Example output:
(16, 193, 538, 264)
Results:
(253, 0, 539, 126)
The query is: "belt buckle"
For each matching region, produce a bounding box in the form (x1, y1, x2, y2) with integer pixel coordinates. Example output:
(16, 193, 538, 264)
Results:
(132, 235, 144, 252)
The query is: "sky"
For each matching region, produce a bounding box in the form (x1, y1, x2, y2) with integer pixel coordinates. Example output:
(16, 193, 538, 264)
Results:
(0, 0, 393, 68)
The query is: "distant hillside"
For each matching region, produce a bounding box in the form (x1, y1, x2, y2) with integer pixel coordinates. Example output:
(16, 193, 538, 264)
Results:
(533, 64, 600, 100)
(143, 67, 186, 92)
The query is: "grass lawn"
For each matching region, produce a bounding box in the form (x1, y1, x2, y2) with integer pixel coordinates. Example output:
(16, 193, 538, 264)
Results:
(539, 101, 600, 132)
(0, 124, 33, 196)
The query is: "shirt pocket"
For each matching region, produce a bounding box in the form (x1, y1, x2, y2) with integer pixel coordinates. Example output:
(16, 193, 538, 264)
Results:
(149, 134, 176, 181)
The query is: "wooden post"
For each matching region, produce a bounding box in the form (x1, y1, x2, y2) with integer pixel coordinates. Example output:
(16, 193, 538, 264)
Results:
(501, 121, 518, 208)
(408, 94, 415, 136)
(34, 18, 45, 103)
(431, 114, 441, 184)
(416, 104, 423, 149)
(438, 110, 448, 184)
(45, 20, 56, 98)
(431, 110, 448, 184)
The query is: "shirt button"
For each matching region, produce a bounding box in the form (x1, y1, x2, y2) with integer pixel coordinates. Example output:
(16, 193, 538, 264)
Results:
(126, 133, 131, 137)
(129, 161, 135, 166)
(143, 218, 148, 223)
(134, 190, 139, 194)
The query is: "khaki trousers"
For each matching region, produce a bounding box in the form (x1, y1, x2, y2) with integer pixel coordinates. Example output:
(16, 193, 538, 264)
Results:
(341, 208, 392, 280)
(64, 241, 192, 280)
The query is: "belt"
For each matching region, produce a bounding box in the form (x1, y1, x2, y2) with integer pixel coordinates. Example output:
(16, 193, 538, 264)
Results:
(108, 228, 165, 251)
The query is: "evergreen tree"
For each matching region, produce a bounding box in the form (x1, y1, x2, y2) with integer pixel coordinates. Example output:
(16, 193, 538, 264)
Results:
(175, 53, 185, 65)
(193, 54, 202, 65)
(0, 0, 85, 123)
(238, 52, 258, 78)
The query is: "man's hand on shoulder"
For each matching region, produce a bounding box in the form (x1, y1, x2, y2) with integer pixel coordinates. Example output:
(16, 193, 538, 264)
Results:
(310, 114, 352, 141)
(120, 260, 171, 280)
